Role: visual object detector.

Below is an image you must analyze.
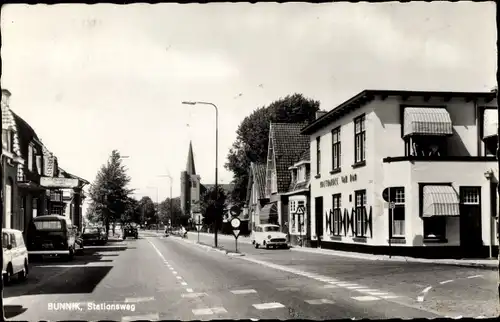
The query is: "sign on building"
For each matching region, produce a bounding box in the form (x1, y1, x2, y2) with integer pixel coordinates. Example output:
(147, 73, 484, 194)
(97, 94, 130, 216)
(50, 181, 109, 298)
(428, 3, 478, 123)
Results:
(40, 177, 79, 189)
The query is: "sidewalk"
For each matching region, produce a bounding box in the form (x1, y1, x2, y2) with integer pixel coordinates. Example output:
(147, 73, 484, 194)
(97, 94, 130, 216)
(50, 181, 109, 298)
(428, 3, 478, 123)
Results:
(189, 232, 498, 269)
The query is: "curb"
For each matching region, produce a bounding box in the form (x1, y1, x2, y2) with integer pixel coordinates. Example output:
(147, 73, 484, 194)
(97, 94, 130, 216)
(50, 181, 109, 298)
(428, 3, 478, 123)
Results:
(179, 236, 245, 257)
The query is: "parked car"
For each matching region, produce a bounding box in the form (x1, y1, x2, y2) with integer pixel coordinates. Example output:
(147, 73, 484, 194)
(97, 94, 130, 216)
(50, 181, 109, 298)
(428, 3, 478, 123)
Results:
(123, 224, 138, 239)
(251, 224, 289, 249)
(2, 229, 29, 285)
(27, 215, 77, 261)
(82, 226, 107, 245)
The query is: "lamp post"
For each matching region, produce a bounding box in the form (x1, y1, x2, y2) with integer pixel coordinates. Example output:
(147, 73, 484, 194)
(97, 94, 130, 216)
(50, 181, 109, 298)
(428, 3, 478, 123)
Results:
(158, 174, 173, 234)
(146, 186, 159, 233)
(182, 101, 219, 248)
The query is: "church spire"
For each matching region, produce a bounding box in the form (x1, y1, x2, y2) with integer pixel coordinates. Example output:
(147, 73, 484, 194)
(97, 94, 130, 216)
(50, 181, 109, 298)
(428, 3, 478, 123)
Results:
(186, 141, 196, 175)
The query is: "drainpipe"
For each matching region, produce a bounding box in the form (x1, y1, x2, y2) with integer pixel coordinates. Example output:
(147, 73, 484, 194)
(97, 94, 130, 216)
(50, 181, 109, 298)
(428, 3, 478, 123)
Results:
(495, 88, 500, 305)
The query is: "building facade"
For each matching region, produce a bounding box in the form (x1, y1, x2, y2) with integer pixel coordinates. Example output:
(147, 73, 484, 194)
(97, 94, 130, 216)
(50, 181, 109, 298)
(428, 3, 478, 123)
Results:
(301, 89, 498, 259)
(180, 141, 201, 220)
(246, 162, 267, 231)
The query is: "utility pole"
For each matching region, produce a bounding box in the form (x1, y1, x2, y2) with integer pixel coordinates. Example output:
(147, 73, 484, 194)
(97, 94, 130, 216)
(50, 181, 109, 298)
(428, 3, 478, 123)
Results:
(496, 87, 500, 305)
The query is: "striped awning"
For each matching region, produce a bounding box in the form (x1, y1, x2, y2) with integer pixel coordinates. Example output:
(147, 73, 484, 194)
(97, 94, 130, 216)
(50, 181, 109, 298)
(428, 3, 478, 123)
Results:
(483, 108, 498, 138)
(403, 108, 453, 137)
(422, 185, 460, 218)
(259, 203, 277, 224)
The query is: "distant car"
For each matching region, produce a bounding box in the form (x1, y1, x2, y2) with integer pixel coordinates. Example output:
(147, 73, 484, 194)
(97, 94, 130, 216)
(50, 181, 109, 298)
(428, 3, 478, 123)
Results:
(82, 227, 107, 245)
(251, 224, 289, 249)
(123, 224, 138, 239)
(2, 229, 29, 285)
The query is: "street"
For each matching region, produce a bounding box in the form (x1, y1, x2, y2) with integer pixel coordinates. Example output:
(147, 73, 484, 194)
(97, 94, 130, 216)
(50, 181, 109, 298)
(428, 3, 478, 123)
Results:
(3, 230, 498, 321)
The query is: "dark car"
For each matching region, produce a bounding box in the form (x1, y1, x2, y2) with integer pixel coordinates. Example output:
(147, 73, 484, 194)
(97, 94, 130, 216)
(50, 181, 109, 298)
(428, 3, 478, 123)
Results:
(27, 215, 77, 261)
(82, 227, 107, 245)
(123, 224, 138, 239)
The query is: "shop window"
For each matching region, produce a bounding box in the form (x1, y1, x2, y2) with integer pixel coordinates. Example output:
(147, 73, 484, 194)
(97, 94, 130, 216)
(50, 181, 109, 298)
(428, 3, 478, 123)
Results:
(355, 190, 367, 237)
(354, 115, 366, 164)
(405, 136, 448, 157)
(316, 136, 321, 175)
(332, 194, 342, 236)
(390, 187, 405, 238)
(423, 217, 446, 240)
(331, 127, 341, 171)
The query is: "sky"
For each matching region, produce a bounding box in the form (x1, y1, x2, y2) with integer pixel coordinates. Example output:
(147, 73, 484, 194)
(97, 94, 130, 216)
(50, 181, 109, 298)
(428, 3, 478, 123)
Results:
(1, 2, 497, 213)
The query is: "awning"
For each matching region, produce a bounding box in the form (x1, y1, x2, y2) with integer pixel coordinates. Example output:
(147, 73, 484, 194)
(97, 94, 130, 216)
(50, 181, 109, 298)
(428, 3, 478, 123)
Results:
(17, 181, 47, 192)
(259, 203, 277, 224)
(483, 108, 498, 138)
(422, 185, 460, 218)
(403, 108, 453, 137)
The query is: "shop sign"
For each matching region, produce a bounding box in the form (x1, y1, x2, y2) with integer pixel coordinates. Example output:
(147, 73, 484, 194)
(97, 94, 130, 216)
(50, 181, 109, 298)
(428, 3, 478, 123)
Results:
(40, 177, 79, 188)
(320, 174, 357, 188)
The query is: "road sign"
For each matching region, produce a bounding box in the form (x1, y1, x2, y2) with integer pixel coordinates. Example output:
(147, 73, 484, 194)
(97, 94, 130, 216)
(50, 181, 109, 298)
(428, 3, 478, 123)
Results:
(195, 224, 202, 231)
(230, 206, 241, 217)
(295, 205, 305, 216)
(389, 202, 396, 209)
(233, 229, 240, 238)
(382, 188, 389, 202)
(230, 217, 241, 229)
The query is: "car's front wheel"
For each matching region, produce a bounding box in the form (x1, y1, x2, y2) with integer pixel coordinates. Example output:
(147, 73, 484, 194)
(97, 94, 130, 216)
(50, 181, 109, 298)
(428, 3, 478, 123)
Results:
(18, 259, 29, 281)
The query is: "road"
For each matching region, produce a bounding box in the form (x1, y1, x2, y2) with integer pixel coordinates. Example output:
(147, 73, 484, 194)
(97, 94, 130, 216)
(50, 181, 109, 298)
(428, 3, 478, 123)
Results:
(3, 230, 497, 321)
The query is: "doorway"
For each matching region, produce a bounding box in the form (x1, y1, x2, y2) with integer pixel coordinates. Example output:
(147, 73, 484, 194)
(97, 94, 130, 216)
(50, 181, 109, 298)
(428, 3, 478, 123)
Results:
(315, 197, 323, 248)
(459, 187, 482, 257)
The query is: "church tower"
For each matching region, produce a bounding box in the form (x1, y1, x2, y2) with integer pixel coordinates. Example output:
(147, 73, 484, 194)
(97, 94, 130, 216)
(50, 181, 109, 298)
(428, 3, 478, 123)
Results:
(180, 141, 201, 218)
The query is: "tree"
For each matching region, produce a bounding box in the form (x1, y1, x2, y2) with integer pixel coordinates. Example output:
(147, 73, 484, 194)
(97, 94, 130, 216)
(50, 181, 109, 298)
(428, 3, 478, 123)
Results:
(199, 185, 227, 230)
(120, 197, 141, 224)
(225, 93, 320, 205)
(158, 197, 183, 226)
(138, 196, 157, 225)
(88, 150, 133, 233)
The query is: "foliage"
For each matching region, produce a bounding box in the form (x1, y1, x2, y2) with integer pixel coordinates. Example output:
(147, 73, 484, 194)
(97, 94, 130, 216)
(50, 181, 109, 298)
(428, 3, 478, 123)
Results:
(158, 197, 183, 226)
(199, 185, 227, 228)
(120, 197, 141, 224)
(88, 150, 133, 232)
(138, 196, 157, 225)
(225, 93, 320, 204)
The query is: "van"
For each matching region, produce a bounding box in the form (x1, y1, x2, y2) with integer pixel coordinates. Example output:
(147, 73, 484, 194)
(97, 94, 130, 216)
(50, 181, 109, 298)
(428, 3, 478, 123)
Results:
(2, 229, 29, 285)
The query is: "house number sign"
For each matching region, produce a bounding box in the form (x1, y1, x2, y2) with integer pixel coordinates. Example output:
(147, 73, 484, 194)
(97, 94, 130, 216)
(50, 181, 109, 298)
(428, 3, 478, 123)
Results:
(320, 174, 357, 188)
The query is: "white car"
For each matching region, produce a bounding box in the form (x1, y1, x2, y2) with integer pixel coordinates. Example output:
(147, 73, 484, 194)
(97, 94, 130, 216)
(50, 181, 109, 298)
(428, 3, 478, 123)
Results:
(251, 224, 289, 249)
(2, 229, 29, 285)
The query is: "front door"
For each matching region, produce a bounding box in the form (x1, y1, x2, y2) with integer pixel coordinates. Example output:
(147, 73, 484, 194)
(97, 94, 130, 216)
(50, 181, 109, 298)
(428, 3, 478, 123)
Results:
(315, 197, 323, 247)
(459, 187, 482, 258)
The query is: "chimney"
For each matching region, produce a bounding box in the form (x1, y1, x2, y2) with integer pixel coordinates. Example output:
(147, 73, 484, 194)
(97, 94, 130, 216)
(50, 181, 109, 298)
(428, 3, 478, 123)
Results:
(315, 110, 327, 119)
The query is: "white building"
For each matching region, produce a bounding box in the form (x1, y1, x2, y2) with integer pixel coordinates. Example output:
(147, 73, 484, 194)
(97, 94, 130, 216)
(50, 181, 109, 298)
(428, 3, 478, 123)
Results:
(301, 89, 498, 259)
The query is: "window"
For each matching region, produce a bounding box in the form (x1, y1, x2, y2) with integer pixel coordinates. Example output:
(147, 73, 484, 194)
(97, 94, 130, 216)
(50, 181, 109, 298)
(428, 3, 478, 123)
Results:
(332, 194, 342, 236)
(390, 187, 405, 237)
(423, 217, 446, 240)
(271, 169, 278, 193)
(191, 180, 197, 188)
(297, 166, 305, 182)
(32, 198, 38, 218)
(484, 137, 497, 156)
(461, 187, 480, 204)
(405, 136, 447, 157)
(36, 155, 42, 174)
(28, 144, 34, 171)
(5, 182, 12, 229)
(34, 221, 62, 230)
(296, 200, 305, 234)
(354, 115, 366, 163)
(355, 190, 367, 237)
(2, 129, 12, 152)
(331, 127, 341, 170)
(265, 226, 280, 232)
(316, 136, 321, 175)
(10, 233, 17, 248)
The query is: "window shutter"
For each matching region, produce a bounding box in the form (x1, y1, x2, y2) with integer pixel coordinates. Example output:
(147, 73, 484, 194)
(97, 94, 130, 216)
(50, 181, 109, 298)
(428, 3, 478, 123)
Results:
(365, 206, 373, 237)
(325, 210, 331, 234)
(350, 208, 356, 236)
(342, 208, 348, 236)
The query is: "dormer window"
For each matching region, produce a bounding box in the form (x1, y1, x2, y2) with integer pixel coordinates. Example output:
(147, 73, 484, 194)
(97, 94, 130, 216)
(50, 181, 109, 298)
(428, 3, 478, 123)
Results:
(28, 144, 34, 171)
(297, 166, 306, 182)
(291, 168, 297, 182)
(2, 129, 12, 153)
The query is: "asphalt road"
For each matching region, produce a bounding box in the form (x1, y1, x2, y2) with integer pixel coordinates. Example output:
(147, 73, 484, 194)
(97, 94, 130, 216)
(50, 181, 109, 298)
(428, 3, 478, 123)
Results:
(3, 230, 497, 321)
(187, 231, 500, 318)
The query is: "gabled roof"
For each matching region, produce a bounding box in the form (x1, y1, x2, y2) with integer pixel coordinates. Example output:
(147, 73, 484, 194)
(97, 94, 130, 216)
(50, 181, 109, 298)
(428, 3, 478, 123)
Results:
(251, 162, 267, 199)
(270, 123, 310, 193)
(301, 89, 498, 135)
(287, 147, 310, 193)
(59, 168, 90, 185)
(296, 148, 310, 164)
(186, 141, 196, 175)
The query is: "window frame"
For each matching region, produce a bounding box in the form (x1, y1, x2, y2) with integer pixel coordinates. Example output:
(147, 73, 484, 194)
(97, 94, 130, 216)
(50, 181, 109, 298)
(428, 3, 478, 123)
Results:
(354, 115, 366, 164)
(419, 182, 452, 240)
(316, 136, 321, 175)
(28, 144, 34, 171)
(332, 193, 342, 236)
(354, 189, 367, 237)
(389, 187, 405, 238)
(331, 127, 341, 171)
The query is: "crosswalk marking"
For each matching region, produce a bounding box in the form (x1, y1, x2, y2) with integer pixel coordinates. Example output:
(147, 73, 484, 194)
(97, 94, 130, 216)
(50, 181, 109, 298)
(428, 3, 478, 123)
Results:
(305, 299, 335, 305)
(124, 297, 155, 303)
(181, 282, 188, 286)
(182, 292, 207, 298)
(276, 287, 300, 291)
(192, 307, 227, 315)
(352, 296, 380, 302)
(323, 284, 338, 288)
(356, 289, 380, 293)
(346, 286, 365, 289)
(366, 292, 389, 296)
(176, 276, 182, 279)
(337, 283, 359, 287)
(381, 295, 399, 299)
(231, 289, 257, 295)
(253, 302, 285, 310)
(122, 313, 159, 321)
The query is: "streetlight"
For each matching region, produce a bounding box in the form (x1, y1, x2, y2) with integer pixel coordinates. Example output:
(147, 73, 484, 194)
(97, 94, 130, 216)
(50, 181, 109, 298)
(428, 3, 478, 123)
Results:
(182, 101, 219, 247)
(146, 186, 159, 233)
(158, 173, 173, 233)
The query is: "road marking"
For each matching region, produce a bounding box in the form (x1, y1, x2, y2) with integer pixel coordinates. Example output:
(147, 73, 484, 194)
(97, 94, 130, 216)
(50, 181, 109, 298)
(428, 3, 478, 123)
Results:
(181, 282, 188, 286)
(381, 295, 399, 299)
(186, 288, 193, 293)
(439, 280, 453, 284)
(172, 271, 178, 275)
(467, 274, 483, 279)
(122, 313, 159, 321)
(176, 276, 182, 279)
(422, 286, 432, 293)
(366, 292, 389, 296)
(253, 302, 285, 310)
(182, 292, 206, 298)
(346, 286, 365, 289)
(323, 284, 338, 288)
(276, 287, 300, 291)
(169, 267, 174, 270)
(337, 283, 358, 287)
(124, 297, 155, 303)
(351, 296, 380, 302)
(231, 289, 257, 295)
(417, 296, 424, 302)
(305, 299, 335, 305)
(356, 289, 380, 293)
(192, 307, 227, 315)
